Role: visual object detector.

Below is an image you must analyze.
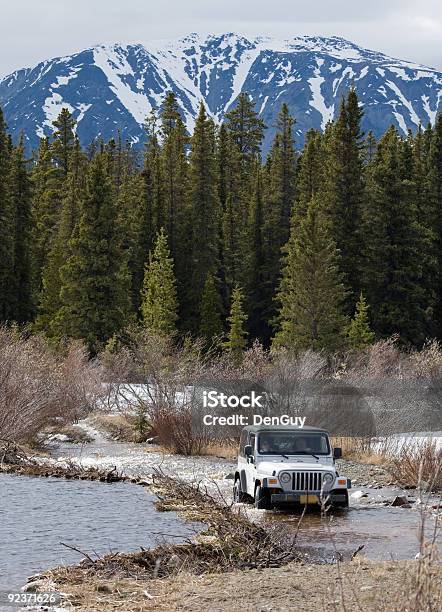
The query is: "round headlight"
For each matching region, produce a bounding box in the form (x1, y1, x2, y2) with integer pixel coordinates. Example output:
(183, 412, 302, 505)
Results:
(279, 472, 291, 484)
(323, 473, 334, 485)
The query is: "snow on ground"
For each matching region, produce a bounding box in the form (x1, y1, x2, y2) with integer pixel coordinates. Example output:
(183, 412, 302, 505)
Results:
(99, 383, 192, 414)
(372, 432, 442, 454)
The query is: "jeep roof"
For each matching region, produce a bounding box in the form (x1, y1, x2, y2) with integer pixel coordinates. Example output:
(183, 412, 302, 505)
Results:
(242, 425, 329, 434)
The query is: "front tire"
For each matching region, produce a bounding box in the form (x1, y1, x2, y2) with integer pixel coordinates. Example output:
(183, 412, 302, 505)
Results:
(330, 490, 349, 510)
(254, 485, 271, 510)
(233, 478, 248, 503)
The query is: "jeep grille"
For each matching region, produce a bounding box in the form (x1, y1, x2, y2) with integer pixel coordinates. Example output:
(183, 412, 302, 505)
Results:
(292, 472, 323, 492)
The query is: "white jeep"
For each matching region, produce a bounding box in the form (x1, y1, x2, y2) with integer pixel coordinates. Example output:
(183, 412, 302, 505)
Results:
(233, 425, 351, 510)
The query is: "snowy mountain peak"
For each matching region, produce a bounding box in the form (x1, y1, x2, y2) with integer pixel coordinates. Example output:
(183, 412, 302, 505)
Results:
(0, 33, 441, 153)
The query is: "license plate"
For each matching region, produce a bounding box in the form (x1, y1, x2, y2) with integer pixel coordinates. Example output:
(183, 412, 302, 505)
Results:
(300, 494, 319, 504)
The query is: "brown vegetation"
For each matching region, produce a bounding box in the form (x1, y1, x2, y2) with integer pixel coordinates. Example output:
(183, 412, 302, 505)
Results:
(0, 326, 104, 443)
(389, 440, 442, 491)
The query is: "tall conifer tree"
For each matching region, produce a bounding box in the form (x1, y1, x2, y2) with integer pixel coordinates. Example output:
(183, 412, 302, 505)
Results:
(141, 228, 178, 336)
(321, 89, 365, 308)
(0, 108, 15, 320)
(274, 195, 347, 351)
(56, 153, 130, 352)
(187, 104, 220, 331)
(361, 126, 428, 344)
(10, 136, 33, 322)
(37, 138, 87, 332)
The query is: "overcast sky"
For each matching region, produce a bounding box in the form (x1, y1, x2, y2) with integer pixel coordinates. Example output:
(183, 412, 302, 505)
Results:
(1, 0, 442, 77)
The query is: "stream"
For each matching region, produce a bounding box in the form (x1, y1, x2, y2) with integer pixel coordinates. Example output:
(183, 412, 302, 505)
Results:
(0, 472, 200, 597)
(259, 493, 442, 561)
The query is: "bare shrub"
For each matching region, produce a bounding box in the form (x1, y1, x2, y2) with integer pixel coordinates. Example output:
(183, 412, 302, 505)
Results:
(403, 339, 442, 378)
(150, 404, 209, 455)
(100, 329, 210, 453)
(389, 440, 442, 491)
(0, 326, 104, 443)
(56, 340, 103, 422)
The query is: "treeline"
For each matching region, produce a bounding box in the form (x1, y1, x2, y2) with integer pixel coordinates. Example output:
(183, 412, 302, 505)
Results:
(0, 90, 441, 354)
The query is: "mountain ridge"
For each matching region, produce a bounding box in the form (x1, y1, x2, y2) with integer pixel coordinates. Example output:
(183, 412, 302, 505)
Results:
(1, 32, 441, 153)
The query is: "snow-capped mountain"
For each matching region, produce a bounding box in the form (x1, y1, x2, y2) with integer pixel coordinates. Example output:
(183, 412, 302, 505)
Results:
(1, 32, 441, 154)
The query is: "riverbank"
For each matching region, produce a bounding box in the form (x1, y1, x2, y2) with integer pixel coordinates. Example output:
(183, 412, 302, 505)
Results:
(38, 558, 442, 611)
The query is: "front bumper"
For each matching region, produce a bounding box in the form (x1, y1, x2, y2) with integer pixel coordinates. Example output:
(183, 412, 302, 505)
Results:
(271, 492, 348, 504)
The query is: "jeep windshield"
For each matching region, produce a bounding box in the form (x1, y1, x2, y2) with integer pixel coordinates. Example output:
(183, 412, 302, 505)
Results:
(257, 431, 330, 456)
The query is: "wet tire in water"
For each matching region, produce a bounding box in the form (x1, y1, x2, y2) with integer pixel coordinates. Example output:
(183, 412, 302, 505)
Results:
(233, 479, 248, 503)
(254, 485, 271, 510)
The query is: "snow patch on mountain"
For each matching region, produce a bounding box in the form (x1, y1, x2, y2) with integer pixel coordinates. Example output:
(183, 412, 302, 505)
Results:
(386, 80, 420, 129)
(1, 32, 441, 153)
(309, 59, 335, 130)
(93, 45, 153, 124)
(42, 92, 74, 130)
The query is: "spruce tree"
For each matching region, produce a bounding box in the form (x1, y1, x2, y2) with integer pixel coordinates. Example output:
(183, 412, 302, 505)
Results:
(142, 109, 164, 248)
(293, 128, 324, 220)
(260, 104, 296, 342)
(224, 285, 248, 360)
(52, 108, 76, 176)
(55, 153, 130, 353)
(222, 93, 266, 296)
(141, 228, 178, 336)
(347, 293, 375, 349)
(274, 195, 348, 351)
(187, 104, 220, 331)
(159, 93, 189, 326)
(224, 93, 266, 168)
(160, 92, 189, 258)
(117, 169, 146, 313)
(321, 89, 365, 307)
(37, 138, 86, 333)
(247, 160, 266, 341)
(428, 114, 442, 337)
(361, 126, 428, 344)
(30, 137, 64, 300)
(10, 136, 33, 322)
(0, 108, 14, 321)
(199, 272, 223, 344)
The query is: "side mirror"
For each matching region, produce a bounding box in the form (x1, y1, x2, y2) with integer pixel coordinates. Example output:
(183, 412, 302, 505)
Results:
(244, 444, 253, 457)
(333, 447, 342, 459)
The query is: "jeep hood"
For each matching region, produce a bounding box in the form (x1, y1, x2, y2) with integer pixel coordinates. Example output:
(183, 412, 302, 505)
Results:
(258, 461, 334, 475)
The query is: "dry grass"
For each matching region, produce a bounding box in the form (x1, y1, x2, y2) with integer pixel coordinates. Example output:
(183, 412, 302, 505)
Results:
(37, 558, 442, 611)
(201, 441, 238, 461)
(389, 440, 442, 491)
(331, 436, 393, 465)
(89, 413, 139, 442)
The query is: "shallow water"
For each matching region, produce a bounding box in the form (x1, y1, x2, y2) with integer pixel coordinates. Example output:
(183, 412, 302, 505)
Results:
(0, 473, 200, 595)
(258, 490, 442, 561)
